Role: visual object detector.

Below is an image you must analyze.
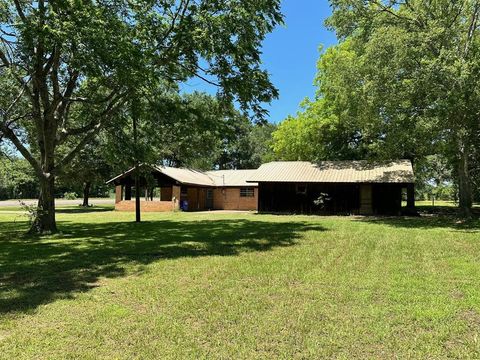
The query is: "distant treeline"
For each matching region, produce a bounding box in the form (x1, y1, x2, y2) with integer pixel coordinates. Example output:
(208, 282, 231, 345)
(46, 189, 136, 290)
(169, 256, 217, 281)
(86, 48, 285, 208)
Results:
(0, 158, 110, 200)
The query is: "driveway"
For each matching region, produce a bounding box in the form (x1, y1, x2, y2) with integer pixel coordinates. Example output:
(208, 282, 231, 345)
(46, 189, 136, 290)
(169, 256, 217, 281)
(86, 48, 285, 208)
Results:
(0, 198, 115, 207)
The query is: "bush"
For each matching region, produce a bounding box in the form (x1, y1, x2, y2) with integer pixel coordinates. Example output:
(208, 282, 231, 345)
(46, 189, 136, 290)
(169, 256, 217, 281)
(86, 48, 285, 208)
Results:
(63, 192, 77, 200)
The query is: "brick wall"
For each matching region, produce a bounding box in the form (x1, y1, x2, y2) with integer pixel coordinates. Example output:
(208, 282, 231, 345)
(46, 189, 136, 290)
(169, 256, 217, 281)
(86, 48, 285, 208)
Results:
(213, 187, 258, 211)
(172, 186, 180, 211)
(114, 186, 257, 212)
(160, 187, 172, 201)
(115, 185, 122, 204)
(115, 200, 175, 212)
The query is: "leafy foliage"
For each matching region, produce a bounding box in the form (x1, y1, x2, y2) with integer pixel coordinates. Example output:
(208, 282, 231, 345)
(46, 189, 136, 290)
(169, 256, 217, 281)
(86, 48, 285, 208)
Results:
(0, 0, 283, 232)
(273, 0, 480, 214)
(0, 157, 38, 200)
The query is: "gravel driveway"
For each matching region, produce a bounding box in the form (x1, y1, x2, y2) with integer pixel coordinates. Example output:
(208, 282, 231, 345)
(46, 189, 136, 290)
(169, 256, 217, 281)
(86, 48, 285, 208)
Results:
(0, 198, 114, 207)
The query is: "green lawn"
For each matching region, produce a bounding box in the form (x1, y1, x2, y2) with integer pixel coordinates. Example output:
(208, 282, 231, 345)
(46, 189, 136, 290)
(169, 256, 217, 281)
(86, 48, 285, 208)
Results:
(1, 209, 479, 358)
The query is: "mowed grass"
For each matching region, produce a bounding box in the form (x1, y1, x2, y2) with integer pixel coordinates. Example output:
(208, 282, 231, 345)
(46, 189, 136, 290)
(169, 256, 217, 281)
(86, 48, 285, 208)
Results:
(0, 209, 480, 359)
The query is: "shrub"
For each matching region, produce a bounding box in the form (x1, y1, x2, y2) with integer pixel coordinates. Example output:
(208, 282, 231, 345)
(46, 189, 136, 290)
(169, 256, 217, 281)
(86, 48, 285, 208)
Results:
(63, 192, 77, 200)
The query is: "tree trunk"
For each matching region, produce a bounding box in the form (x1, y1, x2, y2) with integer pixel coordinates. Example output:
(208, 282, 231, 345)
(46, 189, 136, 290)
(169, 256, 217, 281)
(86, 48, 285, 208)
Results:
(82, 182, 91, 207)
(30, 174, 57, 234)
(457, 149, 473, 217)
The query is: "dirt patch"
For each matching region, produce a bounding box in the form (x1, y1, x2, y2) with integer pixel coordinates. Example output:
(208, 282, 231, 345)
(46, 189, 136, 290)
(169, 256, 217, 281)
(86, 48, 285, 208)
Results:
(459, 309, 480, 328)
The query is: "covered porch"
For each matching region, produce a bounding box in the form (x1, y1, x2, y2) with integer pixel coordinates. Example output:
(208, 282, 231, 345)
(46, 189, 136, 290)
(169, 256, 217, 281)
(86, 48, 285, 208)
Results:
(110, 168, 214, 212)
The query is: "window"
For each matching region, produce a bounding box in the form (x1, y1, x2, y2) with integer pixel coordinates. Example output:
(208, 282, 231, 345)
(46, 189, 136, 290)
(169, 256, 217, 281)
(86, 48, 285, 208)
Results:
(206, 189, 213, 199)
(181, 187, 188, 196)
(240, 187, 255, 197)
(296, 184, 307, 194)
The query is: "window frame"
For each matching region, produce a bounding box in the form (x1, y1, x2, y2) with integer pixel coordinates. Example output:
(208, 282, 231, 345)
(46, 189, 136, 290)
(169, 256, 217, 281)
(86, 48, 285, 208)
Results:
(239, 187, 255, 198)
(180, 186, 188, 196)
(296, 183, 307, 195)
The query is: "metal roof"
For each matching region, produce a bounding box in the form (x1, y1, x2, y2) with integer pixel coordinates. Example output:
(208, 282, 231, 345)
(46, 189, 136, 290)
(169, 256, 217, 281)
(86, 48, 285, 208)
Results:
(246, 160, 415, 184)
(206, 170, 258, 187)
(107, 166, 258, 187)
(153, 166, 214, 186)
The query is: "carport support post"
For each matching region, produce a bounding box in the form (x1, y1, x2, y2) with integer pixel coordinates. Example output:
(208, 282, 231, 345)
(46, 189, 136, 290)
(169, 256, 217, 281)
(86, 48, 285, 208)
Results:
(172, 185, 181, 211)
(134, 167, 141, 222)
(132, 97, 141, 223)
(125, 183, 132, 200)
(115, 185, 123, 204)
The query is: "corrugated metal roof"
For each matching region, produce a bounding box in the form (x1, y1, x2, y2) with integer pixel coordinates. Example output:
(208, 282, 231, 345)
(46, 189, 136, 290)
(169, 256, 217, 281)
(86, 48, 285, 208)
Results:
(206, 170, 258, 187)
(107, 165, 259, 187)
(246, 160, 414, 183)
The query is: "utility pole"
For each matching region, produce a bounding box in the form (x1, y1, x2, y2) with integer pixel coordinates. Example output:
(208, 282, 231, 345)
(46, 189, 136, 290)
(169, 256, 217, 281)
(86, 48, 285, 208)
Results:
(132, 97, 141, 223)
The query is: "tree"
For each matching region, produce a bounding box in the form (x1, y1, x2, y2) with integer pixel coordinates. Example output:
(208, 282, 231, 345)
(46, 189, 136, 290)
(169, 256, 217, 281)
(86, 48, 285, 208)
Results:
(59, 138, 112, 207)
(324, 0, 480, 216)
(122, 90, 277, 171)
(272, 94, 369, 162)
(102, 91, 245, 170)
(245, 122, 277, 167)
(273, 1, 479, 215)
(0, 157, 38, 200)
(0, 0, 283, 233)
(214, 117, 277, 169)
(147, 92, 237, 170)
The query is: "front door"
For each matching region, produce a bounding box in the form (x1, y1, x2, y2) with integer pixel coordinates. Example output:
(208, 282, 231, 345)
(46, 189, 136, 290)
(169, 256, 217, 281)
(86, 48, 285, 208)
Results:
(359, 184, 373, 215)
(206, 189, 214, 209)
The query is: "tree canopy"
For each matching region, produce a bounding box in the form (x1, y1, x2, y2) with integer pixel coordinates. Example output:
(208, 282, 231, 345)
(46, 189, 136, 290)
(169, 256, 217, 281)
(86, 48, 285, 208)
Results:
(0, 0, 283, 233)
(273, 0, 480, 215)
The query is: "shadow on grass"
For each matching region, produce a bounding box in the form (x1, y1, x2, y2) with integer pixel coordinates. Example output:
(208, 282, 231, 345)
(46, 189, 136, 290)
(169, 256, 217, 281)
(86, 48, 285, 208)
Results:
(55, 206, 115, 214)
(416, 204, 480, 217)
(360, 215, 480, 231)
(0, 218, 325, 315)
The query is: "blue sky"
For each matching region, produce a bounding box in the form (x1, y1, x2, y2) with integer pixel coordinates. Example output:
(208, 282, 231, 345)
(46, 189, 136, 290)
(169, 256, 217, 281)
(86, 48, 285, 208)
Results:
(182, 0, 338, 124)
(261, 0, 337, 123)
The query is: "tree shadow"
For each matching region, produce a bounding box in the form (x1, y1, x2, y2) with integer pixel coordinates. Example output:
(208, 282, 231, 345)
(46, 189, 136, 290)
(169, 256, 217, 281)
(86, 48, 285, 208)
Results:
(0, 218, 326, 315)
(312, 160, 414, 182)
(415, 204, 480, 217)
(55, 207, 114, 214)
(359, 215, 480, 232)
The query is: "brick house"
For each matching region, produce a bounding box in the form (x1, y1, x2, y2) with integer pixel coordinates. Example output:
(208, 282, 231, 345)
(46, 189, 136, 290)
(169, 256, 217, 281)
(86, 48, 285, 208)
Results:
(108, 160, 415, 215)
(107, 165, 258, 212)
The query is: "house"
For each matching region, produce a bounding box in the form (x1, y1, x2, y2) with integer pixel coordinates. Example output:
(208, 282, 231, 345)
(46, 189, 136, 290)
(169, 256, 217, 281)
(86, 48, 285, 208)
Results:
(246, 160, 415, 215)
(108, 159, 415, 215)
(106, 165, 258, 212)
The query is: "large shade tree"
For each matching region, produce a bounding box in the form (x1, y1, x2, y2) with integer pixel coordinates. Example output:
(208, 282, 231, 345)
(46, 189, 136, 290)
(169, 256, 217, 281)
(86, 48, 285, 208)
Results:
(59, 137, 112, 207)
(326, 0, 480, 216)
(102, 90, 262, 171)
(0, 0, 282, 233)
(274, 0, 480, 216)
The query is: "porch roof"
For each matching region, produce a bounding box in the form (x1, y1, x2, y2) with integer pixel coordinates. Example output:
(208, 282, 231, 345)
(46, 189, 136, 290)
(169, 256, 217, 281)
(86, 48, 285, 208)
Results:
(106, 165, 258, 187)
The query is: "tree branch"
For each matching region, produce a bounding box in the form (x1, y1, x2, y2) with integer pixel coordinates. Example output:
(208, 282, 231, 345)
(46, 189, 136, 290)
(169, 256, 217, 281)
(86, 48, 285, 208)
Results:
(4, 86, 27, 115)
(49, 46, 62, 113)
(0, 48, 10, 67)
(464, 1, 480, 56)
(54, 70, 79, 130)
(369, 0, 418, 26)
(179, 63, 220, 87)
(56, 87, 119, 144)
(54, 91, 128, 172)
(57, 119, 101, 141)
(53, 124, 102, 174)
(159, 0, 190, 45)
(13, 0, 27, 23)
(0, 123, 43, 176)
